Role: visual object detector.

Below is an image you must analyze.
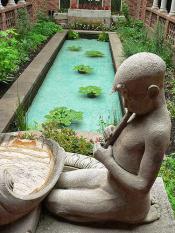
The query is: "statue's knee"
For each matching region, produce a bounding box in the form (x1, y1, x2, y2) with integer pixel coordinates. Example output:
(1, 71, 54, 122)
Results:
(45, 190, 63, 213)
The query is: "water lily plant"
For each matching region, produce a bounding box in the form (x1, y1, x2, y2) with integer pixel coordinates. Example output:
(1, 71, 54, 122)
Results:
(68, 45, 82, 51)
(85, 50, 104, 57)
(79, 86, 102, 98)
(73, 64, 93, 74)
(44, 107, 83, 128)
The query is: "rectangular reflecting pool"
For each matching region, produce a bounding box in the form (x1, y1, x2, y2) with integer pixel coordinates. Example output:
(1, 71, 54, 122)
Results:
(27, 37, 122, 132)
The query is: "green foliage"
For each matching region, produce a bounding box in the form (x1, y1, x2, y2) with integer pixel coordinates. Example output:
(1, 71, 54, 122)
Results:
(160, 154, 175, 214)
(42, 123, 93, 156)
(67, 30, 79, 39)
(73, 64, 93, 74)
(85, 50, 104, 57)
(0, 29, 20, 83)
(79, 86, 102, 98)
(68, 22, 116, 32)
(117, 20, 173, 68)
(44, 107, 83, 128)
(167, 101, 175, 119)
(122, 1, 130, 23)
(0, 12, 62, 84)
(68, 45, 82, 51)
(16, 8, 31, 37)
(15, 97, 28, 131)
(98, 32, 109, 42)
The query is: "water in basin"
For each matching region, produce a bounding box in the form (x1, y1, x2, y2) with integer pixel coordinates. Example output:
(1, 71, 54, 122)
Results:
(27, 38, 122, 132)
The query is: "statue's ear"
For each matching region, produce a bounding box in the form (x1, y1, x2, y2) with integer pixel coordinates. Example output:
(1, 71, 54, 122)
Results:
(148, 85, 160, 98)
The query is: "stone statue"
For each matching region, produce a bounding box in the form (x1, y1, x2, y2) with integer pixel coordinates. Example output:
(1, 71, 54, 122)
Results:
(45, 52, 171, 224)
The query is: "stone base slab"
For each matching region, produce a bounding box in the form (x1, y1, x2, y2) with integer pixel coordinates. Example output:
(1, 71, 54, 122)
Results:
(36, 178, 175, 233)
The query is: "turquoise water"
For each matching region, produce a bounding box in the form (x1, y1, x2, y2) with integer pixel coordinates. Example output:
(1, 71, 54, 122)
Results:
(27, 38, 122, 132)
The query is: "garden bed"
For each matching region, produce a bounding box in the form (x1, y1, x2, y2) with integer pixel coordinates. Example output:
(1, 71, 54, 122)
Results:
(0, 37, 51, 99)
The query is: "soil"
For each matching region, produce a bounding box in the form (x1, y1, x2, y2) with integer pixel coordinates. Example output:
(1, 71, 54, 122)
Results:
(0, 37, 51, 99)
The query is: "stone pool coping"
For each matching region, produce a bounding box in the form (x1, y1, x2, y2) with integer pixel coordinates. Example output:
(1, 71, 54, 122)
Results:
(0, 30, 124, 133)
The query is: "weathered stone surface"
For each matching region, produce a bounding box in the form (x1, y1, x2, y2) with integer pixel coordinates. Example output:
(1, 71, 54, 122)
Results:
(36, 178, 175, 233)
(1, 206, 41, 233)
(68, 9, 111, 26)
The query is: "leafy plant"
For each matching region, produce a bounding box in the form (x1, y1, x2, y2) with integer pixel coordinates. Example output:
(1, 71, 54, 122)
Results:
(117, 19, 173, 68)
(98, 32, 109, 42)
(44, 107, 83, 128)
(0, 16, 62, 84)
(73, 64, 93, 74)
(0, 29, 20, 83)
(68, 45, 81, 51)
(15, 97, 28, 131)
(122, 1, 130, 23)
(79, 86, 102, 98)
(167, 100, 175, 119)
(67, 30, 79, 40)
(42, 123, 93, 156)
(16, 8, 31, 37)
(85, 50, 104, 57)
(160, 154, 175, 214)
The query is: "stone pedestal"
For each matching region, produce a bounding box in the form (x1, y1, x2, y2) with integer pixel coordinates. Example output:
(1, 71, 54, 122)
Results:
(36, 178, 175, 233)
(68, 9, 111, 27)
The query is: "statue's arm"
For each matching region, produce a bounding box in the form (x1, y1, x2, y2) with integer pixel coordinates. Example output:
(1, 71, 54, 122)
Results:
(94, 132, 169, 193)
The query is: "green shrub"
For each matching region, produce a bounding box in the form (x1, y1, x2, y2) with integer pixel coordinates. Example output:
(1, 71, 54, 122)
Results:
(0, 14, 62, 84)
(117, 20, 173, 68)
(16, 8, 32, 37)
(73, 64, 93, 74)
(160, 154, 175, 214)
(85, 50, 104, 57)
(42, 123, 93, 156)
(67, 30, 79, 39)
(167, 101, 175, 119)
(79, 86, 102, 98)
(44, 107, 83, 128)
(15, 97, 28, 131)
(68, 45, 81, 51)
(0, 29, 20, 83)
(98, 32, 109, 42)
(122, 1, 130, 23)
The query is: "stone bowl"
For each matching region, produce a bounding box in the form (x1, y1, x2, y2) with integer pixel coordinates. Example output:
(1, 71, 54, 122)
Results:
(0, 131, 65, 226)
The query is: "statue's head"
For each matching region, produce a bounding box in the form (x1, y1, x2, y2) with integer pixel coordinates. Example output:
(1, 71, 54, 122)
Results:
(113, 52, 166, 115)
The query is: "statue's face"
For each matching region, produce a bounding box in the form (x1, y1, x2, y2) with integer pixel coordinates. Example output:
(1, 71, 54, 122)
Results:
(117, 80, 156, 115)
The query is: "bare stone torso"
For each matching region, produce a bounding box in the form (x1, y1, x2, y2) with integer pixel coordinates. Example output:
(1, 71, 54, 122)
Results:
(113, 116, 145, 175)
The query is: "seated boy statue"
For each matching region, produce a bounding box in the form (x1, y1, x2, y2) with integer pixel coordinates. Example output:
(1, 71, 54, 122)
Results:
(45, 52, 171, 224)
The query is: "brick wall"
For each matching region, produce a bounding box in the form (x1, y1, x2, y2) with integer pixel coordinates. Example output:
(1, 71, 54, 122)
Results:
(125, 0, 152, 19)
(27, 0, 59, 16)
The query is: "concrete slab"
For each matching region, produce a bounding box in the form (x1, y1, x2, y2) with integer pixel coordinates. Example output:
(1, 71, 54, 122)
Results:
(36, 178, 175, 233)
(109, 33, 125, 71)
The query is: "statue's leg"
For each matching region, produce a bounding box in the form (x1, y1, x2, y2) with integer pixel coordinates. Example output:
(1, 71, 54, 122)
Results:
(56, 168, 108, 189)
(45, 187, 117, 222)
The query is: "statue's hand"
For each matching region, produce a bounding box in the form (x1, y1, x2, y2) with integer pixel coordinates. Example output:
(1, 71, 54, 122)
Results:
(93, 143, 113, 164)
(103, 125, 115, 141)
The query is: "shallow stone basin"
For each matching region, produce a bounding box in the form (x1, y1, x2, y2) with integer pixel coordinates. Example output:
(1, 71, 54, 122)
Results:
(0, 132, 65, 226)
